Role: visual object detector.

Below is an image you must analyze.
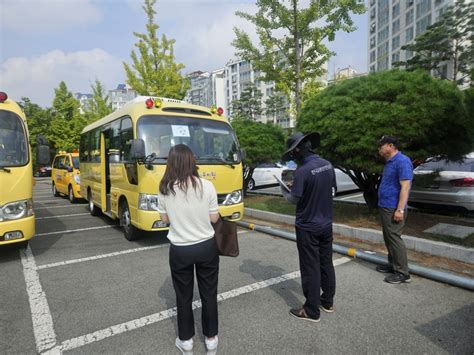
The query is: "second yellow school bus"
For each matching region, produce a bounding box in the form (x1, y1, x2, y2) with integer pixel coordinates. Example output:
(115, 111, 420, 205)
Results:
(80, 97, 244, 240)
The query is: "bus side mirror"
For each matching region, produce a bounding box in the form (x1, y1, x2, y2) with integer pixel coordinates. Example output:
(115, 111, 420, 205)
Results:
(130, 139, 146, 160)
(37, 145, 50, 166)
(240, 149, 246, 161)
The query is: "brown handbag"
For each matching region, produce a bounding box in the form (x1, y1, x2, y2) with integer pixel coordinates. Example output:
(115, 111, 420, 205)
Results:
(212, 216, 239, 257)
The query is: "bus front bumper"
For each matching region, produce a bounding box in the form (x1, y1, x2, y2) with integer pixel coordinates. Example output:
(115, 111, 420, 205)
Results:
(133, 203, 245, 232)
(0, 215, 35, 246)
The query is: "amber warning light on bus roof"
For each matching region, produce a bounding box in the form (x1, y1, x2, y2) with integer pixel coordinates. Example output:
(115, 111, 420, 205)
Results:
(0, 92, 8, 103)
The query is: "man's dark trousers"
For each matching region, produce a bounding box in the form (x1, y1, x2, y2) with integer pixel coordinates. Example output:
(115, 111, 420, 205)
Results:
(296, 226, 336, 318)
(379, 208, 409, 276)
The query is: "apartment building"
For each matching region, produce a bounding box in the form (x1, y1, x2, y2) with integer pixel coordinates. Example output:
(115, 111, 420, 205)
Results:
(368, 0, 455, 77)
(109, 84, 137, 111)
(74, 93, 93, 114)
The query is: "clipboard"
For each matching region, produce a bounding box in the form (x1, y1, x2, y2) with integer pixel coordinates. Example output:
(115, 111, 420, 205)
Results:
(273, 174, 291, 192)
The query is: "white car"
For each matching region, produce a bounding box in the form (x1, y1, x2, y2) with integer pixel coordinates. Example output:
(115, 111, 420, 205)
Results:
(408, 153, 474, 211)
(248, 162, 287, 190)
(281, 166, 359, 194)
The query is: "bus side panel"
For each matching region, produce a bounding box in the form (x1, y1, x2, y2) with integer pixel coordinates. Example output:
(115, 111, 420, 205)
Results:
(112, 163, 140, 226)
(81, 162, 102, 207)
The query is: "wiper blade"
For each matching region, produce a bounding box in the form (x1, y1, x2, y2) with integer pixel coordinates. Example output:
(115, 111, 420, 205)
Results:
(0, 166, 11, 173)
(199, 157, 235, 169)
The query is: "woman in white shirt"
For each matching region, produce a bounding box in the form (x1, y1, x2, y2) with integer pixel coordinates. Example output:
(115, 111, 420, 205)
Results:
(157, 144, 220, 355)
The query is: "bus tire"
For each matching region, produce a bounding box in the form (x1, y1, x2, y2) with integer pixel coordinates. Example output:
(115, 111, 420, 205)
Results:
(120, 201, 140, 241)
(52, 182, 59, 197)
(88, 190, 100, 216)
(17, 240, 29, 249)
(68, 185, 77, 203)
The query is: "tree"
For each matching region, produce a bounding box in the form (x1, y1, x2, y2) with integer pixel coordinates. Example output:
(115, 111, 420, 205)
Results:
(49, 81, 85, 151)
(265, 92, 287, 125)
(83, 79, 113, 124)
(394, 0, 473, 84)
(232, 0, 365, 117)
(19, 98, 53, 166)
(124, 0, 189, 99)
(230, 84, 263, 120)
(297, 70, 472, 209)
(231, 119, 286, 190)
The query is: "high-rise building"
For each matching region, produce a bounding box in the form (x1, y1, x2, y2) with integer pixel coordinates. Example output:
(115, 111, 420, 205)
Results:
(368, 0, 455, 77)
(109, 84, 137, 111)
(74, 93, 93, 114)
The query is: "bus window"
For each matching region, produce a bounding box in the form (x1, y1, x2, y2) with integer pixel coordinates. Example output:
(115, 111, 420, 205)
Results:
(120, 117, 133, 161)
(0, 111, 28, 166)
(137, 115, 240, 164)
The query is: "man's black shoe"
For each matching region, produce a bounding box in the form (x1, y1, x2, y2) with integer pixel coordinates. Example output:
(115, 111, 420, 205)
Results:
(376, 265, 394, 273)
(289, 308, 320, 323)
(384, 272, 411, 284)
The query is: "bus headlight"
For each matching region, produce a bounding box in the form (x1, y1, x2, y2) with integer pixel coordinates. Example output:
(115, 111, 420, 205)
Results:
(138, 194, 159, 211)
(222, 190, 242, 205)
(74, 174, 80, 184)
(0, 199, 34, 221)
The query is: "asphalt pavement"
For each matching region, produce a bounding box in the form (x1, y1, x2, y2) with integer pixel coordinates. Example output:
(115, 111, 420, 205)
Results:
(0, 177, 472, 354)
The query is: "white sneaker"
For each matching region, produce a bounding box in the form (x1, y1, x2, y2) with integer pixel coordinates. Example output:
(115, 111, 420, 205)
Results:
(175, 337, 193, 354)
(205, 335, 218, 353)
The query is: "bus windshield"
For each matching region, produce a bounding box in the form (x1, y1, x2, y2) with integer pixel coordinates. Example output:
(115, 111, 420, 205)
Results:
(0, 110, 28, 167)
(72, 156, 80, 169)
(137, 115, 241, 164)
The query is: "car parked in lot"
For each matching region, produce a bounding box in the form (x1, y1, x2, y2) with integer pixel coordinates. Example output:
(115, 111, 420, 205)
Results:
(34, 165, 52, 177)
(408, 153, 474, 211)
(281, 166, 359, 194)
(248, 162, 287, 190)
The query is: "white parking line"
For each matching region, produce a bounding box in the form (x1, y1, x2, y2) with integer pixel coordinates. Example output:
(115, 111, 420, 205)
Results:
(37, 230, 247, 270)
(43, 257, 351, 353)
(20, 246, 57, 352)
(37, 245, 169, 270)
(35, 199, 68, 203)
(36, 213, 90, 220)
(35, 205, 84, 210)
(337, 193, 364, 201)
(36, 225, 116, 237)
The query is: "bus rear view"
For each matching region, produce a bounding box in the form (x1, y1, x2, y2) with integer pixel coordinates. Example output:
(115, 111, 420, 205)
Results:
(0, 92, 35, 247)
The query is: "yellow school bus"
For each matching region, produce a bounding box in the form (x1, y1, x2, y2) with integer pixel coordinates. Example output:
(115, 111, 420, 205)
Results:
(0, 92, 35, 247)
(80, 97, 244, 240)
(51, 151, 81, 203)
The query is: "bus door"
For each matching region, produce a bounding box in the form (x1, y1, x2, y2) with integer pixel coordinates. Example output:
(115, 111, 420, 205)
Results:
(100, 128, 112, 213)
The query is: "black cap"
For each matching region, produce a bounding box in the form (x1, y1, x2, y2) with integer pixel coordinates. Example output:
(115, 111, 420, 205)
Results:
(377, 135, 399, 148)
(281, 132, 320, 162)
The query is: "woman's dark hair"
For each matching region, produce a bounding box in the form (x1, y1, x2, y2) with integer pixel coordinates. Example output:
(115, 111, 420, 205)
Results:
(159, 144, 201, 196)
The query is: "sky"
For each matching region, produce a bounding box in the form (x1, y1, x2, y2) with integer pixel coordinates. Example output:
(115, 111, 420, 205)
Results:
(0, 0, 368, 108)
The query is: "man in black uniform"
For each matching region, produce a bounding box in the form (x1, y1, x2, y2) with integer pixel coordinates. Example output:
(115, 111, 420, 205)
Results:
(280, 132, 336, 323)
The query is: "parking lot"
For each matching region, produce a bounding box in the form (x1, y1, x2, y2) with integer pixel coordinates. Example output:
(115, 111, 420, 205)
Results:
(1, 178, 473, 354)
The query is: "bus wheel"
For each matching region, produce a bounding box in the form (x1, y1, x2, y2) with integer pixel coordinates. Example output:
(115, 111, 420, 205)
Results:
(68, 185, 77, 203)
(52, 182, 59, 197)
(88, 190, 100, 216)
(17, 240, 29, 249)
(120, 201, 140, 241)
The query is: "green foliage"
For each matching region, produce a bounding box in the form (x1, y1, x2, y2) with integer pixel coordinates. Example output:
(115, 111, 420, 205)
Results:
(298, 70, 472, 208)
(50, 81, 85, 151)
(394, 0, 473, 84)
(19, 98, 53, 166)
(83, 79, 113, 124)
(124, 0, 189, 99)
(232, 0, 365, 116)
(231, 119, 286, 168)
(231, 84, 263, 120)
(265, 92, 288, 124)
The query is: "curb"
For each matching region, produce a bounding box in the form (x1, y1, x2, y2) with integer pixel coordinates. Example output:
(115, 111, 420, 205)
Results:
(244, 208, 474, 265)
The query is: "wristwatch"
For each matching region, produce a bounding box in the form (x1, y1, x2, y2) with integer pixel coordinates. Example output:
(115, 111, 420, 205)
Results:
(397, 209, 405, 214)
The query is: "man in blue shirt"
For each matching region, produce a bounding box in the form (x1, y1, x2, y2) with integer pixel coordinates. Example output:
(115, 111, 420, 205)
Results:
(280, 132, 337, 323)
(377, 135, 413, 284)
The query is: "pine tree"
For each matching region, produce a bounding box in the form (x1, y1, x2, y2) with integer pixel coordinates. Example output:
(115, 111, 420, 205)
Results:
(124, 0, 189, 99)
